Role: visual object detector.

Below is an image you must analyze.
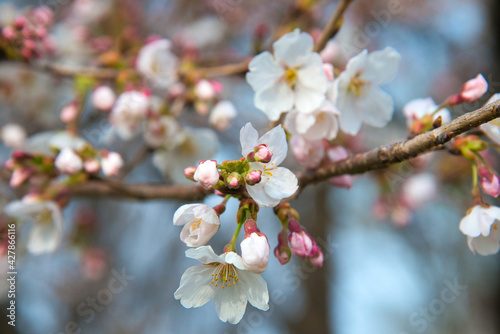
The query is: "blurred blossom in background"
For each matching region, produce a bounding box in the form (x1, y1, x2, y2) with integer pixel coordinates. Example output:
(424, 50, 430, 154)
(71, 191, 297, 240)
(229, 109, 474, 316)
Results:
(0, 0, 500, 333)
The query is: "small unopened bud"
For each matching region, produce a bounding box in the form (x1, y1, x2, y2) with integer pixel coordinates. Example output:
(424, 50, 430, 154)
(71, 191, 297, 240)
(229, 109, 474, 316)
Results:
(244, 219, 259, 235)
(1, 124, 26, 149)
(274, 228, 291, 265)
(245, 170, 262, 185)
(288, 220, 314, 257)
(183, 166, 197, 181)
(60, 103, 79, 123)
(252, 144, 272, 163)
(91, 86, 116, 111)
(194, 160, 219, 189)
(2, 26, 16, 40)
(84, 158, 100, 174)
(310, 249, 324, 268)
(9, 167, 33, 187)
(55, 147, 83, 174)
(240, 232, 270, 274)
(194, 79, 216, 101)
(14, 16, 27, 29)
(478, 165, 500, 198)
(226, 172, 242, 189)
(460, 74, 488, 103)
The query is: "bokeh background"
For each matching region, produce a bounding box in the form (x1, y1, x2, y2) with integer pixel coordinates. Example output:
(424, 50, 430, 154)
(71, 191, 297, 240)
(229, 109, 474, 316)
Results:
(1, 0, 500, 333)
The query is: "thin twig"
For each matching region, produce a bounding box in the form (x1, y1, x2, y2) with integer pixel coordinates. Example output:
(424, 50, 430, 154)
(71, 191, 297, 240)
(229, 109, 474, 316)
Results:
(314, 0, 355, 52)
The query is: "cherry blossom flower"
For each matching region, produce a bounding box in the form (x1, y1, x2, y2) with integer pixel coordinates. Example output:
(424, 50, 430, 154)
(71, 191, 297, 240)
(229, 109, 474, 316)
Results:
(144, 116, 180, 148)
(193, 160, 220, 190)
(246, 29, 328, 121)
(284, 100, 340, 141)
(110, 91, 149, 140)
(174, 246, 269, 324)
(403, 97, 451, 129)
(3, 198, 63, 254)
(209, 100, 237, 131)
(173, 204, 220, 247)
(290, 135, 325, 169)
(54, 147, 83, 174)
(480, 94, 500, 144)
(240, 233, 270, 274)
(1, 123, 26, 149)
(478, 166, 500, 198)
(328, 47, 401, 135)
(459, 205, 500, 256)
(240, 123, 298, 207)
(136, 39, 178, 90)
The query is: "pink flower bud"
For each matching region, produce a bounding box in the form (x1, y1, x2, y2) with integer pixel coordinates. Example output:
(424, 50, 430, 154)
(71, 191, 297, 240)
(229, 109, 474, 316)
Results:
(245, 170, 262, 185)
(167, 83, 186, 99)
(240, 232, 270, 274)
(210, 80, 223, 94)
(323, 63, 334, 81)
(194, 79, 215, 100)
(14, 16, 27, 29)
(326, 145, 349, 162)
(253, 144, 272, 163)
(91, 86, 116, 111)
(1, 124, 26, 149)
(23, 39, 36, 50)
(310, 249, 324, 267)
(290, 135, 324, 169)
(274, 229, 291, 265)
(2, 26, 16, 40)
(60, 103, 79, 123)
(288, 221, 314, 258)
(35, 26, 47, 39)
(243, 219, 259, 235)
(183, 166, 197, 181)
(83, 158, 100, 174)
(460, 74, 488, 103)
(478, 166, 500, 198)
(193, 160, 219, 189)
(320, 40, 340, 63)
(101, 151, 124, 177)
(9, 167, 33, 187)
(55, 148, 83, 174)
(226, 172, 241, 189)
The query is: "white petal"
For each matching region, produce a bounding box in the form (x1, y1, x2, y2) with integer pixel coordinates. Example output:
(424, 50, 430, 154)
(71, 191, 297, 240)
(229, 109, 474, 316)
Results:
(295, 53, 328, 92)
(237, 270, 270, 311)
(257, 124, 288, 166)
(224, 252, 247, 270)
(264, 167, 298, 201)
(273, 29, 313, 68)
(240, 123, 259, 157)
(481, 123, 500, 145)
(344, 49, 369, 76)
(254, 83, 294, 121)
(246, 52, 284, 91)
(358, 86, 395, 128)
(185, 246, 222, 264)
(173, 204, 198, 226)
(459, 206, 484, 237)
(294, 113, 316, 135)
(294, 83, 326, 114)
(27, 222, 61, 254)
(362, 47, 401, 84)
(247, 182, 280, 208)
(337, 93, 363, 135)
(174, 266, 216, 308)
(213, 283, 248, 324)
(468, 229, 500, 256)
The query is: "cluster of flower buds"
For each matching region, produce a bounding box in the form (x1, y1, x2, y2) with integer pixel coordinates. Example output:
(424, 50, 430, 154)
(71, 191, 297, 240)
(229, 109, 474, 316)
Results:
(6, 150, 55, 188)
(274, 203, 324, 267)
(1, 6, 55, 60)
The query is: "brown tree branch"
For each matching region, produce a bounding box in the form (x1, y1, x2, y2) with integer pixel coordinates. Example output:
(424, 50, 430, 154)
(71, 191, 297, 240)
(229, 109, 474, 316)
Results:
(68, 100, 500, 201)
(314, 0, 355, 52)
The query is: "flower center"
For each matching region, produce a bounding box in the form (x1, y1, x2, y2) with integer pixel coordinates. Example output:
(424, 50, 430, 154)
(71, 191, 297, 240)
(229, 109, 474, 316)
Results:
(259, 162, 278, 181)
(493, 223, 498, 231)
(209, 263, 239, 289)
(347, 71, 366, 96)
(285, 68, 298, 87)
(190, 218, 202, 232)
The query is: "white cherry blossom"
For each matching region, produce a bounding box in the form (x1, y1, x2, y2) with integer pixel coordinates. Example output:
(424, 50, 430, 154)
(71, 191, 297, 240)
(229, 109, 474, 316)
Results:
(110, 91, 149, 140)
(459, 205, 500, 256)
(4, 198, 63, 254)
(54, 147, 83, 174)
(240, 123, 298, 207)
(174, 246, 269, 324)
(173, 204, 220, 247)
(246, 29, 328, 121)
(284, 100, 340, 141)
(328, 47, 401, 135)
(136, 39, 178, 90)
(209, 100, 237, 131)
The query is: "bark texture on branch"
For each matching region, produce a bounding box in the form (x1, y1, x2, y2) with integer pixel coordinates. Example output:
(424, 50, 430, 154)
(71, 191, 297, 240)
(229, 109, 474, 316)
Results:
(69, 100, 500, 201)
